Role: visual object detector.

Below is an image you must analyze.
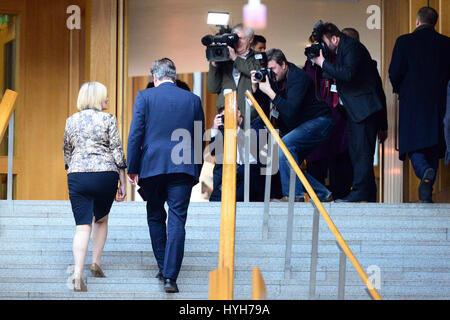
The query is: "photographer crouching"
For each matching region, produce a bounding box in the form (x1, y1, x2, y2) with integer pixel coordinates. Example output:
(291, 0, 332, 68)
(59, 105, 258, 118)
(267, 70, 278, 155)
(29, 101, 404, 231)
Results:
(310, 23, 388, 203)
(251, 49, 333, 202)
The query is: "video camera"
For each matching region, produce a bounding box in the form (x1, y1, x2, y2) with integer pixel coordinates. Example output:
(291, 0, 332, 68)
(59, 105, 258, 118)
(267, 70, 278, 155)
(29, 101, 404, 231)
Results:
(304, 20, 330, 61)
(201, 26, 239, 62)
(253, 52, 274, 83)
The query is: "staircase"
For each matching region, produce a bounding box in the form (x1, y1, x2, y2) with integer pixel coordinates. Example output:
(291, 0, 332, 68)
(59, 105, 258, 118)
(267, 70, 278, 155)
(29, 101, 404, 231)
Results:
(0, 200, 449, 300)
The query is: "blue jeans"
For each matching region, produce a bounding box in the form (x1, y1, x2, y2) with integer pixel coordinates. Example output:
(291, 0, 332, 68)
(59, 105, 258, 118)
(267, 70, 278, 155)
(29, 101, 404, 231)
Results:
(279, 116, 333, 200)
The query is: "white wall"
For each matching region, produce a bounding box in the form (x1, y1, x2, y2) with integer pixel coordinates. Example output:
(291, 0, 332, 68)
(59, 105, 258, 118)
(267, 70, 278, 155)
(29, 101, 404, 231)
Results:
(129, 0, 381, 76)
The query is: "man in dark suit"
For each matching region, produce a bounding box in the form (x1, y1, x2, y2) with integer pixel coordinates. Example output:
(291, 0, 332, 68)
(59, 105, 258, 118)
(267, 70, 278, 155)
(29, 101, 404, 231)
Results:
(312, 23, 388, 202)
(127, 58, 205, 293)
(389, 7, 450, 203)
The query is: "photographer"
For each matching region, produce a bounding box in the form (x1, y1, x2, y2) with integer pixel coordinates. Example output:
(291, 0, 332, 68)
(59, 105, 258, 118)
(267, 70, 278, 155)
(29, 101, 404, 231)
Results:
(311, 22, 388, 203)
(251, 49, 333, 202)
(209, 107, 264, 202)
(251, 34, 267, 53)
(206, 24, 262, 123)
(303, 36, 353, 200)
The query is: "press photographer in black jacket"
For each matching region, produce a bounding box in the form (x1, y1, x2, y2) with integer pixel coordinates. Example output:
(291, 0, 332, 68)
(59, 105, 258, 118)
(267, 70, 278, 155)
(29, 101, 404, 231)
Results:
(312, 23, 388, 202)
(252, 49, 333, 202)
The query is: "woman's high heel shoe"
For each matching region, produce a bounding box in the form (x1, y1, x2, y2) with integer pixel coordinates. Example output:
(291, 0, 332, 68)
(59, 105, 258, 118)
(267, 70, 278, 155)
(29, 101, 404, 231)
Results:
(73, 276, 87, 292)
(90, 263, 106, 278)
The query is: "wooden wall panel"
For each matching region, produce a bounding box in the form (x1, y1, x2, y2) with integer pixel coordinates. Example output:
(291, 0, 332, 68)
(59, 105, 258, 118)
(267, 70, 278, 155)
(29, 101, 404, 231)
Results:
(85, 0, 118, 115)
(0, 0, 88, 199)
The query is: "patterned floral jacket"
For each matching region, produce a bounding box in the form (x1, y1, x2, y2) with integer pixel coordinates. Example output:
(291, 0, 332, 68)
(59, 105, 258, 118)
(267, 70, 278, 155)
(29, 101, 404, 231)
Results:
(63, 108, 127, 174)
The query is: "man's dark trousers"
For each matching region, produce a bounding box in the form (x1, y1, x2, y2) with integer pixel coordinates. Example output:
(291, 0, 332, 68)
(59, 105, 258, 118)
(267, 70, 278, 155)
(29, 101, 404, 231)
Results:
(347, 112, 379, 201)
(139, 173, 194, 282)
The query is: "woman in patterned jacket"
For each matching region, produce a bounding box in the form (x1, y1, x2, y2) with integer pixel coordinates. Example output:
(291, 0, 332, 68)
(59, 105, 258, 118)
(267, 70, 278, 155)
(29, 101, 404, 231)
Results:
(63, 82, 127, 292)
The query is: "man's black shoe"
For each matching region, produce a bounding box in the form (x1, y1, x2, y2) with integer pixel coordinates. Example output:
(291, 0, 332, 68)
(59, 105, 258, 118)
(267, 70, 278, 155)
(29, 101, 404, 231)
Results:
(155, 271, 164, 282)
(418, 168, 435, 203)
(164, 279, 179, 293)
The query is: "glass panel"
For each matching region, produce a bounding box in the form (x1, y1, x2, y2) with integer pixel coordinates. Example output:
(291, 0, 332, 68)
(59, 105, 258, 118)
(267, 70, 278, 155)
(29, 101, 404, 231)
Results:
(0, 15, 16, 156)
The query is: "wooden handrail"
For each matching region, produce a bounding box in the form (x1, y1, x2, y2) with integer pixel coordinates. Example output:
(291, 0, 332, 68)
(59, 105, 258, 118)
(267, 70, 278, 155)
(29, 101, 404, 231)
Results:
(209, 267, 231, 300)
(0, 89, 18, 142)
(216, 91, 238, 299)
(252, 267, 267, 300)
(245, 90, 382, 300)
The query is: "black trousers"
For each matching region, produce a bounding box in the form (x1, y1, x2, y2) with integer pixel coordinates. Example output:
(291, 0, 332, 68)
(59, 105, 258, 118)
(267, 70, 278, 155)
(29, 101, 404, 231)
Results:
(347, 113, 378, 201)
(307, 150, 353, 200)
(210, 163, 265, 202)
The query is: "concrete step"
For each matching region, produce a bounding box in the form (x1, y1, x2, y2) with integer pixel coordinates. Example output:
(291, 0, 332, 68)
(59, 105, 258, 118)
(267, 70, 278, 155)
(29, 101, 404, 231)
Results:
(0, 201, 449, 300)
(1, 215, 448, 231)
(1, 239, 448, 256)
(1, 201, 449, 217)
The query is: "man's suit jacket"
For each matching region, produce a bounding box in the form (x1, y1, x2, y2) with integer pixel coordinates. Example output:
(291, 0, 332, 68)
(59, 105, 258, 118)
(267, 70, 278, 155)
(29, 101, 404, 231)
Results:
(207, 51, 261, 122)
(322, 34, 387, 126)
(127, 82, 205, 183)
(389, 25, 450, 160)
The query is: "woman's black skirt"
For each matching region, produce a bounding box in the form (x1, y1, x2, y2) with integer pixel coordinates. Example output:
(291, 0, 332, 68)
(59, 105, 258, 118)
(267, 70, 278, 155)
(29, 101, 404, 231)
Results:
(67, 171, 119, 225)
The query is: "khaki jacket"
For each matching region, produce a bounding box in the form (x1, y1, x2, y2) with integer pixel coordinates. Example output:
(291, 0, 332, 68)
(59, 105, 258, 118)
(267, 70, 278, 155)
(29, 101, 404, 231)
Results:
(206, 52, 261, 122)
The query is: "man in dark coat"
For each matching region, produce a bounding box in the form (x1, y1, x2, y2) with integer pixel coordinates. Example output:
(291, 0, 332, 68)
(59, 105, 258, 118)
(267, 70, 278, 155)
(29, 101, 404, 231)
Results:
(389, 7, 450, 203)
(312, 23, 388, 202)
(127, 58, 205, 293)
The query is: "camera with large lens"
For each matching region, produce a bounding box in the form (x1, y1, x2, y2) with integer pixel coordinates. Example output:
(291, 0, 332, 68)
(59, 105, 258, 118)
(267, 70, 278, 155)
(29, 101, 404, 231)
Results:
(201, 26, 239, 62)
(253, 52, 274, 83)
(304, 20, 329, 61)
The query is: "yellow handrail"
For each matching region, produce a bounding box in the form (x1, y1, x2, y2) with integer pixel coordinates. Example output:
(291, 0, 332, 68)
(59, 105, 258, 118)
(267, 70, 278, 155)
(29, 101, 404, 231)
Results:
(0, 89, 18, 141)
(252, 267, 267, 300)
(245, 90, 382, 300)
(209, 267, 231, 300)
(213, 91, 238, 299)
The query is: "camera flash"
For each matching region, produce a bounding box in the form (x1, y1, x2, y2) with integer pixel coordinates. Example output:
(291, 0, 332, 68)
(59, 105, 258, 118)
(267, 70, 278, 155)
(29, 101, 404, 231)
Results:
(207, 12, 230, 26)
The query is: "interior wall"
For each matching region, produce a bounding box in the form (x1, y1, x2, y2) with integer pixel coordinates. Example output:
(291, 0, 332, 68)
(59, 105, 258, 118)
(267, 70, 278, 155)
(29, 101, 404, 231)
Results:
(0, 0, 88, 200)
(129, 0, 382, 76)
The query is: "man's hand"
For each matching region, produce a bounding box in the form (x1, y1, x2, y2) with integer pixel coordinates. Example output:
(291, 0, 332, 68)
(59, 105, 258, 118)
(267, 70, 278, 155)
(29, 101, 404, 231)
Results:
(378, 130, 388, 144)
(213, 113, 224, 129)
(312, 49, 325, 68)
(258, 75, 276, 101)
(127, 174, 139, 187)
(228, 46, 237, 61)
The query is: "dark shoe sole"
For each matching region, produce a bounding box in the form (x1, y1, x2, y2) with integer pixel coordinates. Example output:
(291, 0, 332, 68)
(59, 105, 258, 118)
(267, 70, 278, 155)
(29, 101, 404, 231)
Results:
(164, 285, 179, 293)
(419, 168, 435, 202)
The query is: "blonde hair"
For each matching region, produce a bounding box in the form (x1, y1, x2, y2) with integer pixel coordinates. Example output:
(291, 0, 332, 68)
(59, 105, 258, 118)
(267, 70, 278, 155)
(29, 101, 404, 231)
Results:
(77, 82, 107, 111)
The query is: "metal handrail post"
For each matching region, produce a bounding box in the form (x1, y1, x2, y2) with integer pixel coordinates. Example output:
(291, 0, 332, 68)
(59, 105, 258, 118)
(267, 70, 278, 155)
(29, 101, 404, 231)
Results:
(284, 167, 296, 279)
(337, 241, 347, 300)
(309, 206, 320, 299)
(244, 98, 251, 203)
(262, 134, 273, 240)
